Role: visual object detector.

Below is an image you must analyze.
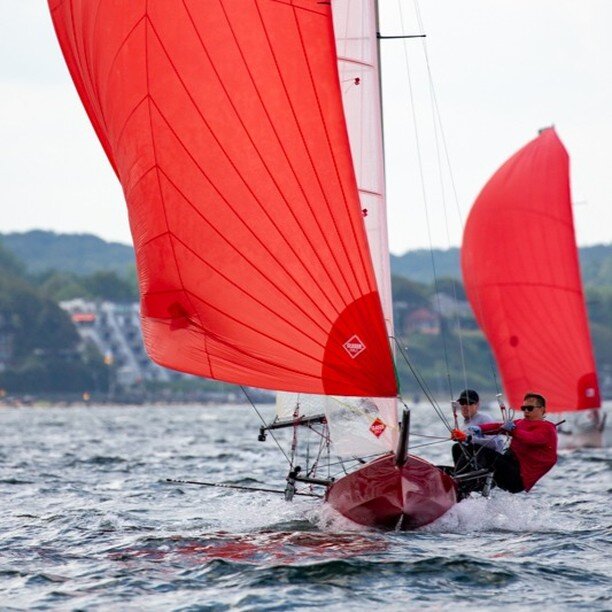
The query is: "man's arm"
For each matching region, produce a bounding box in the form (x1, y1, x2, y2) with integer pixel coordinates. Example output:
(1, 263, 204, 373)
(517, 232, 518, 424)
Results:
(479, 422, 503, 434)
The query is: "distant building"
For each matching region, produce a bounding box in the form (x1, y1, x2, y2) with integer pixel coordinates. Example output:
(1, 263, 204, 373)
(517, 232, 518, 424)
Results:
(60, 299, 182, 386)
(403, 308, 440, 335)
(430, 292, 472, 319)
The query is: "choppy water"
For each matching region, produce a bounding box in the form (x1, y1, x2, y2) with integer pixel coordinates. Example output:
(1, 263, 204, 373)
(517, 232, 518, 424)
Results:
(0, 402, 609, 610)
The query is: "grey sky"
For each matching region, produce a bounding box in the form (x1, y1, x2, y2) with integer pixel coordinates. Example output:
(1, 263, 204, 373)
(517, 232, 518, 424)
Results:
(1, 1, 611, 254)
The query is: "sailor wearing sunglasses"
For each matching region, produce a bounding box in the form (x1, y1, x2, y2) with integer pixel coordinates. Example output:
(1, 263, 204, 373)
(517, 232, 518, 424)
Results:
(468, 393, 558, 493)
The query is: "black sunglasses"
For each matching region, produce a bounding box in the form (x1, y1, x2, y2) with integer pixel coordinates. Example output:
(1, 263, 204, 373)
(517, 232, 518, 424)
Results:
(458, 399, 476, 406)
(520, 405, 541, 412)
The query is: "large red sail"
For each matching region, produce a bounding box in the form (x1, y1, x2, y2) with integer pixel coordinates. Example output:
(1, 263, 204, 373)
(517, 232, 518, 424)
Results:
(462, 128, 600, 412)
(48, 0, 397, 397)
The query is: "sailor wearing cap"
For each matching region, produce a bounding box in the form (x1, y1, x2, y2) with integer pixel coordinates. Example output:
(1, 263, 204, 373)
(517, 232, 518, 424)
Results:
(453, 389, 505, 455)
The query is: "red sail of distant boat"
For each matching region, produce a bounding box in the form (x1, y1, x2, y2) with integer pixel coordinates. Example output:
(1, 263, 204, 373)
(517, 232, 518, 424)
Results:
(47, 1, 397, 398)
(462, 128, 600, 412)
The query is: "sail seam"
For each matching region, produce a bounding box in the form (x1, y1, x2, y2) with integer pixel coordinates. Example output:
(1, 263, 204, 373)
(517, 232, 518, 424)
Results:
(206, 0, 355, 310)
(154, 164, 333, 337)
(112, 95, 150, 184)
(270, 1, 384, 348)
(67, 0, 109, 145)
(122, 162, 157, 203)
(269, 0, 328, 17)
(146, 12, 342, 327)
(183, 284, 383, 391)
(144, 9, 216, 379)
(284, 3, 374, 298)
(182, 290, 328, 369)
(182, 0, 351, 310)
(100, 15, 148, 115)
(89, 0, 104, 102)
(80, 0, 103, 127)
(147, 287, 375, 390)
(336, 56, 374, 69)
(146, 97, 335, 333)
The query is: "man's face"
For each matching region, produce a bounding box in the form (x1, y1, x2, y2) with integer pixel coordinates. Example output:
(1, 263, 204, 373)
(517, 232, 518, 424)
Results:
(521, 396, 545, 421)
(461, 401, 479, 419)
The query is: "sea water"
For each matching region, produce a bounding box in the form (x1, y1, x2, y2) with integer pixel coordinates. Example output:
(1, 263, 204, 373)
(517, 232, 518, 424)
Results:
(0, 402, 609, 610)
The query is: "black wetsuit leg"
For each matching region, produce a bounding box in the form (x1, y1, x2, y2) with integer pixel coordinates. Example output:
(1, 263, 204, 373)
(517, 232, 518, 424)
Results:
(454, 444, 499, 471)
(491, 451, 524, 493)
(454, 444, 526, 496)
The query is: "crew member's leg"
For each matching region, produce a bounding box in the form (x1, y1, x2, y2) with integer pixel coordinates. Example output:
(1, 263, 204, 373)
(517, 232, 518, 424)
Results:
(491, 451, 524, 493)
(453, 444, 498, 495)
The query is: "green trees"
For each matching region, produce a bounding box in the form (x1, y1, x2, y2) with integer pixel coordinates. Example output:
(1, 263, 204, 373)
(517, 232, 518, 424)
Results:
(391, 274, 499, 395)
(0, 242, 103, 393)
(37, 270, 137, 302)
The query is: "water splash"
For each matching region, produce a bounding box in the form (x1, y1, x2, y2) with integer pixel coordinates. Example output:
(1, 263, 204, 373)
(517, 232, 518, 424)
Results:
(422, 490, 575, 534)
(310, 502, 373, 533)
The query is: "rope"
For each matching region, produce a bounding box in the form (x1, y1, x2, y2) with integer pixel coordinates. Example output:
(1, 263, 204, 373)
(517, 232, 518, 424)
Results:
(452, 440, 495, 475)
(410, 439, 451, 450)
(409, 432, 449, 440)
(410, 0, 503, 395)
(388, 0, 461, 404)
(240, 386, 292, 466)
(393, 337, 453, 431)
(410, 0, 470, 393)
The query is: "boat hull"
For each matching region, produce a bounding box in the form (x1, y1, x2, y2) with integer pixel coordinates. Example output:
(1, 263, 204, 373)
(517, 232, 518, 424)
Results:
(557, 409, 606, 449)
(326, 454, 457, 530)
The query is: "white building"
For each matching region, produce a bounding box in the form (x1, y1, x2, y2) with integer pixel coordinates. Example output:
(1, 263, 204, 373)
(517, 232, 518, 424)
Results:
(59, 299, 177, 386)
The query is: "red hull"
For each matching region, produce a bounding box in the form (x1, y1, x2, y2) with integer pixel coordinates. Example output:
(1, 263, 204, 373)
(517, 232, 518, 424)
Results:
(326, 454, 457, 530)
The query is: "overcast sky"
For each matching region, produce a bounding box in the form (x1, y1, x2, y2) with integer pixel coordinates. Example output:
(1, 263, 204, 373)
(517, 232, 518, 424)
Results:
(1, 1, 611, 255)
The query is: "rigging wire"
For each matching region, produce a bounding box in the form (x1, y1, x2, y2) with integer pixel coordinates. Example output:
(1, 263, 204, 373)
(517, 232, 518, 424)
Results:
(393, 337, 453, 431)
(409, 439, 452, 450)
(392, 0, 456, 403)
(409, 1, 470, 395)
(410, 0, 502, 397)
(240, 386, 292, 466)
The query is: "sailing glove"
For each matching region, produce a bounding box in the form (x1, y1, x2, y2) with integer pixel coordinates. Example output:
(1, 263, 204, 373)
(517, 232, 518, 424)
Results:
(500, 420, 516, 432)
(466, 425, 482, 436)
(451, 428, 467, 442)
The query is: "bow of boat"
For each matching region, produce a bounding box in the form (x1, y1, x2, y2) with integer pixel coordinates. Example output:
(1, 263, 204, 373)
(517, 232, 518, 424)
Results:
(326, 453, 457, 530)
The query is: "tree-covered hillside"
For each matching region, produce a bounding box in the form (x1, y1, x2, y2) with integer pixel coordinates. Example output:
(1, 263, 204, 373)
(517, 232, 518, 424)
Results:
(0, 241, 110, 393)
(3, 231, 611, 288)
(1, 231, 134, 276)
(391, 244, 612, 287)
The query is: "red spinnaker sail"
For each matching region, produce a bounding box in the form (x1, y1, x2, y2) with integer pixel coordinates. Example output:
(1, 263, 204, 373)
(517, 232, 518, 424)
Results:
(48, 0, 397, 397)
(462, 128, 600, 412)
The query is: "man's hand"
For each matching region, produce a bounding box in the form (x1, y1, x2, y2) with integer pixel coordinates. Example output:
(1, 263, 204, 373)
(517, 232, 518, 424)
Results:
(500, 420, 516, 433)
(451, 428, 467, 442)
(466, 425, 482, 437)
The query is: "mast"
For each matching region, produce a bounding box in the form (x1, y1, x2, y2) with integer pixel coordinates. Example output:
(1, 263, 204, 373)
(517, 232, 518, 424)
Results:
(374, 0, 386, 180)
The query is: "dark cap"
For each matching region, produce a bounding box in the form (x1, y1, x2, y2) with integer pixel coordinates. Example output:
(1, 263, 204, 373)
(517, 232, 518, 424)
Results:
(457, 389, 479, 404)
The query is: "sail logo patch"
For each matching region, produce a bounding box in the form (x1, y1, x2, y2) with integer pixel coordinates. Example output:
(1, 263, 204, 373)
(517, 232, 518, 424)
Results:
(343, 335, 366, 359)
(369, 417, 386, 438)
